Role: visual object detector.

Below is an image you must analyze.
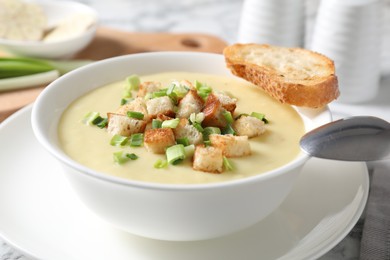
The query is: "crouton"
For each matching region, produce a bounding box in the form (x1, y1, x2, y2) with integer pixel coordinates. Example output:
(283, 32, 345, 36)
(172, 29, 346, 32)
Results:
(144, 128, 176, 154)
(173, 118, 203, 145)
(202, 94, 227, 128)
(214, 92, 237, 113)
(176, 90, 204, 118)
(209, 134, 251, 157)
(193, 145, 223, 173)
(137, 81, 161, 98)
(233, 116, 266, 138)
(107, 113, 147, 136)
(116, 97, 149, 120)
(146, 96, 175, 119)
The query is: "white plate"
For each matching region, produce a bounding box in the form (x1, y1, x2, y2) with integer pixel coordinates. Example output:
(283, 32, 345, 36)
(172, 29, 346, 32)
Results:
(0, 105, 369, 260)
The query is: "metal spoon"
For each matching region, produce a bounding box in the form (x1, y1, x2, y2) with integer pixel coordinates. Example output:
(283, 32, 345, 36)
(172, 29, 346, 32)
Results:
(300, 116, 390, 161)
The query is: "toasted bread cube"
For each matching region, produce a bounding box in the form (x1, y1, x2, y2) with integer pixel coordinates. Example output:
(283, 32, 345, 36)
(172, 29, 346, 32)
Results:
(173, 118, 203, 145)
(176, 89, 204, 118)
(137, 81, 161, 97)
(116, 97, 149, 120)
(233, 115, 266, 138)
(202, 94, 226, 128)
(144, 128, 176, 154)
(209, 134, 251, 157)
(193, 145, 223, 173)
(146, 96, 175, 119)
(107, 113, 147, 136)
(214, 92, 237, 113)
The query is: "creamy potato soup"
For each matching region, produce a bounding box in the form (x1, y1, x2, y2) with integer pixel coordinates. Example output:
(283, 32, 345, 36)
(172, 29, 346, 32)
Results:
(58, 72, 305, 184)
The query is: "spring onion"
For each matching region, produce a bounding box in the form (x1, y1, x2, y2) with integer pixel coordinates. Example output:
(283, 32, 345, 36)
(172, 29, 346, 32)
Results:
(166, 144, 186, 165)
(126, 153, 138, 160)
(161, 118, 180, 129)
(203, 127, 221, 141)
(184, 144, 195, 158)
(195, 80, 212, 99)
(192, 122, 204, 132)
(129, 133, 144, 147)
(152, 89, 168, 98)
(152, 119, 162, 129)
(189, 112, 205, 124)
(127, 111, 144, 120)
(176, 137, 190, 146)
(250, 112, 269, 124)
(82, 111, 100, 125)
(125, 74, 140, 91)
(113, 151, 138, 164)
(223, 156, 234, 171)
(110, 135, 129, 146)
(91, 115, 106, 127)
(223, 111, 234, 124)
(154, 159, 168, 169)
(222, 124, 236, 135)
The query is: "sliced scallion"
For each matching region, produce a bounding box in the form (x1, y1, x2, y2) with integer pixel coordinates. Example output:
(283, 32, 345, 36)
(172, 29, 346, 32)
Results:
(222, 124, 236, 135)
(125, 74, 140, 91)
(92, 116, 108, 128)
(176, 137, 190, 146)
(127, 111, 144, 120)
(152, 119, 162, 129)
(82, 111, 100, 125)
(250, 112, 268, 124)
(126, 153, 138, 160)
(203, 127, 221, 141)
(113, 151, 129, 164)
(161, 118, 180, 129)
(184, 144, 195, 158)
(110, 135, 129, 146)
(129, 133, 144, 147)
(223, 156, 234, 171)
(195, 80, 212, 99)
(166, 144, 185, 165)
(154, 159, 168, 169)
(223, 111, 234, 124)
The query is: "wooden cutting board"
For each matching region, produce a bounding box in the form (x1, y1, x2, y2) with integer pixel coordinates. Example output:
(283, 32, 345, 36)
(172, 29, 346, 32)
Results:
(0, 27, 227, 122)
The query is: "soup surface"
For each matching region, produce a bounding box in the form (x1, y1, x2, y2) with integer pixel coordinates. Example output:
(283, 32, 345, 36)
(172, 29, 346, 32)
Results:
(58, 72, 305, 184)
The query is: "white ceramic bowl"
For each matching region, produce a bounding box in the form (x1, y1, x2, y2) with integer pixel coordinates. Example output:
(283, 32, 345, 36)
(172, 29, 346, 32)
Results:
(0, 0, 98, 59)
(31, 52, 331, 241)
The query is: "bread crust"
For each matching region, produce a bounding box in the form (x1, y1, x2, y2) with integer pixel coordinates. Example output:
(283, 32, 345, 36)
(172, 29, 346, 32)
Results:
(223, 44, 340, 108)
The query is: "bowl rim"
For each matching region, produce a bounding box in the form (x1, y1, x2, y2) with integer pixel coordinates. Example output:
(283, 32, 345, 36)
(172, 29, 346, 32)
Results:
(0, 0, 98, 47)
(31, 51, 330, 191)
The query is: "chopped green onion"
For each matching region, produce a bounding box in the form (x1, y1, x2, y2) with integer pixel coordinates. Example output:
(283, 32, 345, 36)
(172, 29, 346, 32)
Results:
(166, 144, 186, 165)
(154, 159, 168, 169)
(195, 80, 212, 99)
(161, 118, 180, 129)
(127, 111, 144, 120)
(129, 133, 144, 147)
(113, 151, 129, 164)
(203, 127, 221, 141)
(168, 82, 189, 98)
(121, 98, 133, 105)
(176, 137, 190, 146)
(192, 122, 204, 132)
(110, 135, 129, 146)
(250, 112, 268, 123)
(152, 119, 162, 129)
(189, 112, 205, 124)
(82, 111, 100, 125)
(223, 156, 234, 171)
(152, 89, 168, 98)
(123, 89, 132, 98)
(92, 116, 106, 126)
(126, 153, 138, 160)
(222, 124, 236, 135)
(223, 111, 234, 124)
(184, 144, 195, 158)
(204, 140, 212, 146)
(235, 113, 249, 120)
(125, 74, 140, 91)
(96, 118, 108, 128)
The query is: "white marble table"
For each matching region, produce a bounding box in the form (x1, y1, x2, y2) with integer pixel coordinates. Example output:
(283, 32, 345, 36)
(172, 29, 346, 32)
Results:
(1, 0, 389, 259)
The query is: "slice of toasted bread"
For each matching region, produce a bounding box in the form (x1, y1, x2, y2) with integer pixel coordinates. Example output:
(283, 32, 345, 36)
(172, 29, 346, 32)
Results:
(223, 43, 339, 108)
